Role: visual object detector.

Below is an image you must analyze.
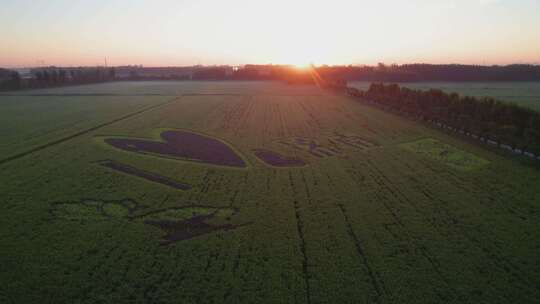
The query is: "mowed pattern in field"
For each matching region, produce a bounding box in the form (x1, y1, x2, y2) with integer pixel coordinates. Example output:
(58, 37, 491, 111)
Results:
(1, 82, 539, 303)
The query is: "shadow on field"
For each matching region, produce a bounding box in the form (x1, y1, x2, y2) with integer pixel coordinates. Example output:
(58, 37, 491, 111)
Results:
(97, 159, 192, 190)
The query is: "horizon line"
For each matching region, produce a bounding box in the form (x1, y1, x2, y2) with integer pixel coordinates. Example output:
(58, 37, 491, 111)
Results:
(4, 62, 540, 70)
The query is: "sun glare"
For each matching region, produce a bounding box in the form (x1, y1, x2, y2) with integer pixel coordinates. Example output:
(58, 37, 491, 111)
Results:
(293, 63, 311, 70)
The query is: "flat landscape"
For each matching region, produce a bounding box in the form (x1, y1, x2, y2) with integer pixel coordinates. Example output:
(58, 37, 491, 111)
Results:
(1, 81, 540, 303)
(350, 81, 540, 111)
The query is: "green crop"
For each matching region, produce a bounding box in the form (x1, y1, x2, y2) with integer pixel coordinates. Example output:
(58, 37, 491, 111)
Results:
(1, 81, 539, 303)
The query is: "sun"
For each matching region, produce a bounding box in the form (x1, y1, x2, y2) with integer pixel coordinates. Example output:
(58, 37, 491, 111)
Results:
(292, 62, 311, 70)
(289, 59, 316, 70)
(274, 45, 318, 69)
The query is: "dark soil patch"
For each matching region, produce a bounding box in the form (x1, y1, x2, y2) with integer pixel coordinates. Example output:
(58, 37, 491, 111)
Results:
(50, 199, 248, 244)
(144, 214, 248, 245)
(253, 149, 306, 167)
(98, 159, 191, 190)
(104, 130, 246, 168)
(136, 206, 249, 245)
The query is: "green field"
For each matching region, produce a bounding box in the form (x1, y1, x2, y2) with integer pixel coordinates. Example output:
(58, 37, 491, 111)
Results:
(1, 81, 540, 303)
(400, 138, 490, 171)
(349, 81, 540, 111)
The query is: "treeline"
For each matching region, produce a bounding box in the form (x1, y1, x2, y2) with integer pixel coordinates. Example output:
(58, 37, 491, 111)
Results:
(0, 68, 22, 90)
(0, 67, 117, 91)
(191, 65, 315, 81)
(317, 64, 540, 82)
(349, 83, 540, 156)
(34, 67, 115, 83)
(31, 67, 116, 88)
(163, 65, 318, 83)
(116, 65, 311, 81)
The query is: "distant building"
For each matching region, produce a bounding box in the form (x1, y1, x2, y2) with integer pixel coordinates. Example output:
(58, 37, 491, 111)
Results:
(14, 68, 33, 79)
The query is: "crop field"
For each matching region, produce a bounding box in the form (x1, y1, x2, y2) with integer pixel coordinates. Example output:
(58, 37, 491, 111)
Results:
(1, 81, 540, 303)
(349, 81, 540, 111)
(400, 138, 490, 171)
(0, 95, 169, 159)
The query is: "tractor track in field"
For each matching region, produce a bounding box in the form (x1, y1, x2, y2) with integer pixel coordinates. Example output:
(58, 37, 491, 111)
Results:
(392, 149, 540, 295)
(0, 96, 181, 167)
(308, 165, 389, 303)
(412, 170, 540, 296)
(288, 172, 312, 304)
(337, 203, 386, 303)
(418, 186, 540, 298)
(341, 158, 462, 302)
(369, 153, 539, 300)
(323, 167, 388, 302)
(292, 198, 311, 304)
(365, 160, 463, 301)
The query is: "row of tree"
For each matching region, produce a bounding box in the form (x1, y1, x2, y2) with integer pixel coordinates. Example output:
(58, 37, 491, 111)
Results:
(349, 83, 540, 155)
(0, 67, 117, 91)
(0, 69, 22, 90)
(317, 64, 540, 82)
(33, 67, 116, 85)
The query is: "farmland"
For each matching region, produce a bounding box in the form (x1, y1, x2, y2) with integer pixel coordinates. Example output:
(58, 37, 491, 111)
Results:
(349, 81, 540, 111)
(1, 81, 540, 303)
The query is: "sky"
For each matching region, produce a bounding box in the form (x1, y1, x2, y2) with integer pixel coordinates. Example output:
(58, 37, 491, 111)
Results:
(1, 0, 539, 67)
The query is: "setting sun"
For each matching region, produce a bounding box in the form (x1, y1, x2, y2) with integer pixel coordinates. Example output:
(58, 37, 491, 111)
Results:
(292, 63, 312, 70)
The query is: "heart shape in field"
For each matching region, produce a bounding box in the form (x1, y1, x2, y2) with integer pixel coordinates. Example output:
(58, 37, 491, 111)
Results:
(104, 130, 246, 167)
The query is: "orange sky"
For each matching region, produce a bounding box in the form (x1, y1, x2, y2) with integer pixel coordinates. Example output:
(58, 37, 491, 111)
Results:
(1, 0, 539, 67)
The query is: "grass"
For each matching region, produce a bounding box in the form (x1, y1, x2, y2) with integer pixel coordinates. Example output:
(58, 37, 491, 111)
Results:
(51, 199, 137, 221)
(350, 81, 540, 111)
(400, 138, 489, 171)
(51, 200, 111, 221)
(1, 81, 539, 303)
(0, 95, 169, 159)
